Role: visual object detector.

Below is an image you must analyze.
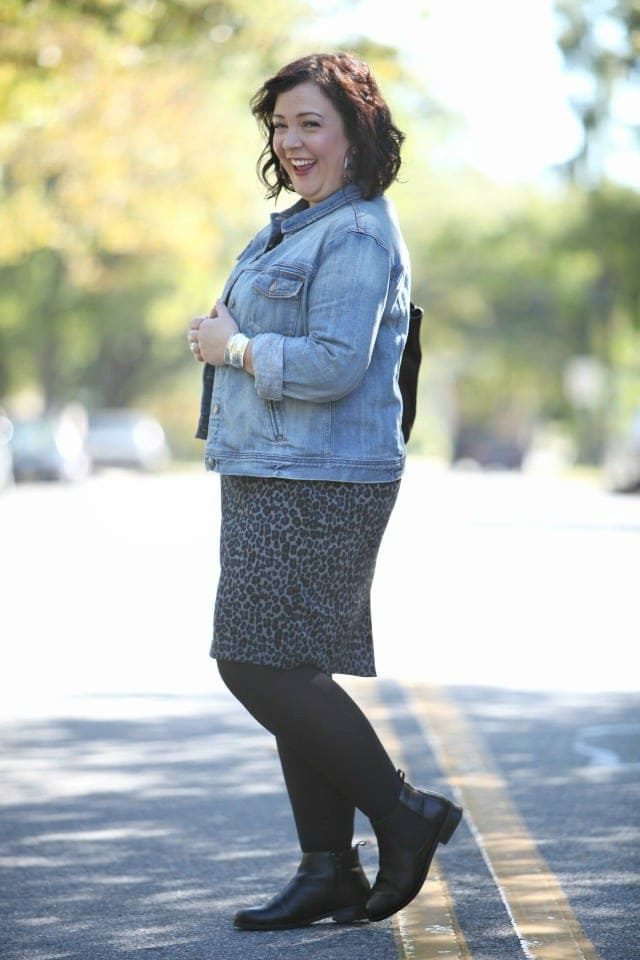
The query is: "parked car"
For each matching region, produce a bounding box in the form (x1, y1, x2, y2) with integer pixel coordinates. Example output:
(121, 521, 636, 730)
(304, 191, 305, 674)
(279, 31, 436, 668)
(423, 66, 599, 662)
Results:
(603, 406, 640, 493)
(87, 409, 170, 471)
(11, 413, 91, 483)
(452, 424, 529, 471)
(0, 412, 14, 492)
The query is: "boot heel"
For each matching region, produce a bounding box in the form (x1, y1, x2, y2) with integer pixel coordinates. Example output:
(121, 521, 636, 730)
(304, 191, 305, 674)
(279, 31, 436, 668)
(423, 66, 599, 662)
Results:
(332, 904, 366, 924)
(439, 802, 463, 845)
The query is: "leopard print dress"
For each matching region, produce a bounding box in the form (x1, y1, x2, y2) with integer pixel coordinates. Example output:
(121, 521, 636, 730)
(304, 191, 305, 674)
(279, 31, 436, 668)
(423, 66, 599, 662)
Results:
(210, 475, 401, 677)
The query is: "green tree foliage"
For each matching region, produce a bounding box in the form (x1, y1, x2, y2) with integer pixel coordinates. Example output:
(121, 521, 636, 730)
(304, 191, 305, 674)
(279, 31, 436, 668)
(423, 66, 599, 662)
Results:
(551, 0, 640, 459)
(398, 174, 640, 462)
(555, 0, 640, 184)
(0, 0, 310, 411)
(396, 4, 640, 462)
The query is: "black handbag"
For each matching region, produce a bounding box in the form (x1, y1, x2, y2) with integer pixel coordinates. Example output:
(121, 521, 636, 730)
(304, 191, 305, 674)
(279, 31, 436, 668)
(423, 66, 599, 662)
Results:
(399, 302, 423, 443)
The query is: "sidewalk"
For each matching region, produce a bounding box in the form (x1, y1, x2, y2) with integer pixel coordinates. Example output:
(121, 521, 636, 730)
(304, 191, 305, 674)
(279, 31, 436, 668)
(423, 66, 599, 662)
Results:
(0, 688, 400, 960)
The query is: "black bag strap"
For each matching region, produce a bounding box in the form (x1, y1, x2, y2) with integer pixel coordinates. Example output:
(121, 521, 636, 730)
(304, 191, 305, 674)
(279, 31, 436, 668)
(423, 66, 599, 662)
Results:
(399, 302, 423, 444)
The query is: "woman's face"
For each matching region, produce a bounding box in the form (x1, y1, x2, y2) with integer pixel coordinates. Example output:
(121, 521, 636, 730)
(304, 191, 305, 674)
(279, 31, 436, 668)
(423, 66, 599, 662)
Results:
(272, 81, 351, 205)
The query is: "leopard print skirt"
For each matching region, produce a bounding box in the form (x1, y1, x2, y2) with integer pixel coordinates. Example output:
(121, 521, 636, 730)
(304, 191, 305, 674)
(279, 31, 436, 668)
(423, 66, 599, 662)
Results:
(211, 475, 401, 677)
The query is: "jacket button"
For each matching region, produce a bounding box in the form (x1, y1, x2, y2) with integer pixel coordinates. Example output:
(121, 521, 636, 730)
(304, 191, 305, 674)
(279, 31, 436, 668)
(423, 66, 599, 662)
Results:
(212, 403, 220, 414)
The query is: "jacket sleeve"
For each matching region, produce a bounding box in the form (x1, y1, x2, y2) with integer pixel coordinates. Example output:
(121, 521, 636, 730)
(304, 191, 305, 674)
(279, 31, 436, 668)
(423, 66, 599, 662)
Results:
(250, 230, 391, 402)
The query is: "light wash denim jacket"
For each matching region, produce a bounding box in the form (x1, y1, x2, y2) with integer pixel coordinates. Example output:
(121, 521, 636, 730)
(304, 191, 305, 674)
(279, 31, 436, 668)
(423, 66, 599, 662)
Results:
(196, 183, 411, 482)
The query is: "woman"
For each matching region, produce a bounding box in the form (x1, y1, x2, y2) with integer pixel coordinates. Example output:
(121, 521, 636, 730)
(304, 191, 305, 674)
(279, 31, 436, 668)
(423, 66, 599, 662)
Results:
(187, 52, 461, 930)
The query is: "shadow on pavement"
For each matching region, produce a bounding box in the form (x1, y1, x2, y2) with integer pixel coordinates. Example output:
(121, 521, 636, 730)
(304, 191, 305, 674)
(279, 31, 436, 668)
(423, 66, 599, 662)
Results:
(0, 693, 396, 960)
(379, 681, 640, 960)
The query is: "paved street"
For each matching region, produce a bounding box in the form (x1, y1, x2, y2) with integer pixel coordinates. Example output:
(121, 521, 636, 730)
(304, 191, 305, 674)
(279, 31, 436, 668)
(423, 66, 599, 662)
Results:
(0, 462, 638, 959)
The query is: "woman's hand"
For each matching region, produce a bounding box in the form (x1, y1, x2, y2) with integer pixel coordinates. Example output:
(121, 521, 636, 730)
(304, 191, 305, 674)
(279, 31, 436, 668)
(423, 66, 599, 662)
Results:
(187, 313, 208, 362)
(186, 301, 238, 366)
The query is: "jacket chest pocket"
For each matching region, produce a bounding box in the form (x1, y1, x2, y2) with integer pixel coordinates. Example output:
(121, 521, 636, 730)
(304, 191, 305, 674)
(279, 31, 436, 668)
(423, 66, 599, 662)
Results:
(244, 271, 304, 337)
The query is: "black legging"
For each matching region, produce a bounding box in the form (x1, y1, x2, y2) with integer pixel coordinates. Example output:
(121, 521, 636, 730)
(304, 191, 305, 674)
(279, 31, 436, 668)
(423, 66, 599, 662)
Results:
(217, 660, 401, 853)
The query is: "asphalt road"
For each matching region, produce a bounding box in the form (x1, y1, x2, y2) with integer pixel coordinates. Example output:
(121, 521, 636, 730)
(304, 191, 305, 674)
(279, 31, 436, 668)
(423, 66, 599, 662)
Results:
(0, 462, 638, 960)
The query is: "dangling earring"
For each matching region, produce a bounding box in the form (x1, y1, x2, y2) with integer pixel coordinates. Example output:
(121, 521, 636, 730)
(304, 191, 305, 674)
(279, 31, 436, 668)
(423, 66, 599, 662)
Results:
(343, 149, 355, 183)
(276, 156, 291, 186)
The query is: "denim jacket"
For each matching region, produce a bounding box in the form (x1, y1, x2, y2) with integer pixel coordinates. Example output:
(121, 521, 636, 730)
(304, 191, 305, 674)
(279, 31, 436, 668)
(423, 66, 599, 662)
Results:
(196, 183, 411, 482)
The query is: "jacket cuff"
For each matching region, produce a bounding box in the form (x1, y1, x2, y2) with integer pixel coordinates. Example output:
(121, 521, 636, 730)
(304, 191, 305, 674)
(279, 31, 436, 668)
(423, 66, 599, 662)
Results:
(251, 333, 284, 400)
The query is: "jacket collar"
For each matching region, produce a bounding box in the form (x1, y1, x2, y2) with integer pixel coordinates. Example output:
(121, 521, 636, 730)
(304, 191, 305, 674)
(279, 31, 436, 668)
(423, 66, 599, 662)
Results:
(270, 184, 362, 237)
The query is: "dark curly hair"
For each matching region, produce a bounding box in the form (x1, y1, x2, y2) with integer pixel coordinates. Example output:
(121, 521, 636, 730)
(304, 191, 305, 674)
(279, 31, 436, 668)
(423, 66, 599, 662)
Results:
(250, 53, 405, 201)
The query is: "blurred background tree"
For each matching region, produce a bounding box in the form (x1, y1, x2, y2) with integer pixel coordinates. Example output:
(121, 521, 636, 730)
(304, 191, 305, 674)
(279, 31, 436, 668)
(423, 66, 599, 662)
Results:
(0, 0, 311, 452)
(396, 0, 640, 466)
(0, 0, 638, 469)
(555, 0, 639, 185)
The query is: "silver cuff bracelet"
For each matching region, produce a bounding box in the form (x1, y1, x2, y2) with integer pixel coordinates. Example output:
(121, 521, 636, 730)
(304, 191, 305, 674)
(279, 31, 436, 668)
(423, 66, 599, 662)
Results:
(224, 332, 250, 369)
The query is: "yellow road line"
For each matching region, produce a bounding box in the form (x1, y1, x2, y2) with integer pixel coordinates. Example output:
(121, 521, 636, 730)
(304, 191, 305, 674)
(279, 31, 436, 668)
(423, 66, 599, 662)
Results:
(349, 679, 473, 960)
(405, 682, 600, 960)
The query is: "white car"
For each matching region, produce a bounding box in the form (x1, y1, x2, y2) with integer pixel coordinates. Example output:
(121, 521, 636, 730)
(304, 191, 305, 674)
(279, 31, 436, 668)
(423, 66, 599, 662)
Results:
(87, 410, 171, 472)
(11, 414, 91, 483)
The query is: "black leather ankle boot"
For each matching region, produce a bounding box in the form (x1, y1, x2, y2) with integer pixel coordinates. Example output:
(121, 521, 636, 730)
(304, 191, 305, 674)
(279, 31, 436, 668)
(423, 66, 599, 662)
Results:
(233, 845, 370, 930)
(366, 771, 462, 922)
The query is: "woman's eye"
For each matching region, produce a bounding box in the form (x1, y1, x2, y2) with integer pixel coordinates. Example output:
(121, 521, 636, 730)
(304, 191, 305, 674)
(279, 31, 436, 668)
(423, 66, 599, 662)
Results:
(272, 123, 286, 130)
(303, 121, 319, 128)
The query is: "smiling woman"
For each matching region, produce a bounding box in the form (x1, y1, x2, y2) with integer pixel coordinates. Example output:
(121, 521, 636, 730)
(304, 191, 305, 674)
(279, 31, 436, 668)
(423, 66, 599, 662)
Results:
(251, 52, 404, 200)
(270, 83, 351, 206)
(187, 51, 461, 934)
